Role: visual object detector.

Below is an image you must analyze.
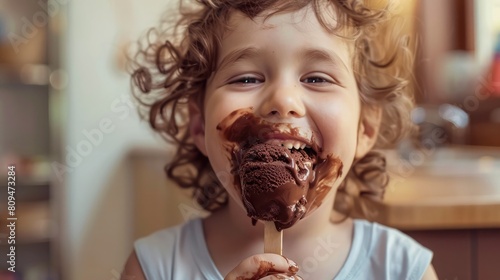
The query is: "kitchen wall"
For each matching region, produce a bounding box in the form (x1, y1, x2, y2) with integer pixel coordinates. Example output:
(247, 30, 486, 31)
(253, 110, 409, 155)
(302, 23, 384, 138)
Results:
(63, 1, 175, 279)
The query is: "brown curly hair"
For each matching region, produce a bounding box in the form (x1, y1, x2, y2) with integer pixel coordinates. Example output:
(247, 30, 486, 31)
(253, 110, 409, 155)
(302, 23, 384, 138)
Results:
(129, 0, 416, 218)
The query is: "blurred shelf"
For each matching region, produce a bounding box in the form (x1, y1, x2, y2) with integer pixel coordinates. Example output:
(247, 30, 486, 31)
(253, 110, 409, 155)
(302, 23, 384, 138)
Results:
(0, 158, 52, 187)
(0, 63, 50, 87)
(0, 201, 52, 245)
(0, 168, 51, 203)
(0, 243, 53, 278)
(0, 175, 50, 188)
(0, 183, 50, 203)
(0, 174, 50, 186)
(0, 170, 51, 188)
(0, 1, 61, 279)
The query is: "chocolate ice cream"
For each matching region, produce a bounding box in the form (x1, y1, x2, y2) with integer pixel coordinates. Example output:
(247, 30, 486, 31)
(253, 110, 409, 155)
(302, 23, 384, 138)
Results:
(217, 108, 343, 231)
(239, 143, 314, 230)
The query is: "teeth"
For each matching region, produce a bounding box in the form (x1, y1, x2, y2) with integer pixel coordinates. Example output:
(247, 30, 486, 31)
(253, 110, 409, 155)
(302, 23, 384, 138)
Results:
(265, 139, 310, 150)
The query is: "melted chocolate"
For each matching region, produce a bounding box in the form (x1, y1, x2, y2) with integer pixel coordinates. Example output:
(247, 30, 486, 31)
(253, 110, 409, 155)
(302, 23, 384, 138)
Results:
(217, 108, 343, 231)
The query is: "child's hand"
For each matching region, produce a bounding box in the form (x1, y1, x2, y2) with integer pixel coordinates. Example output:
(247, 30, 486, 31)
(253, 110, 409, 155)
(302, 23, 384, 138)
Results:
(224, 253, 302, 280)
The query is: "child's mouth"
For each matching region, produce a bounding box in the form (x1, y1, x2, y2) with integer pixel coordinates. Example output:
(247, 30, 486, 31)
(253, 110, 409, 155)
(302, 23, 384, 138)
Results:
(217, 108, 343, 231)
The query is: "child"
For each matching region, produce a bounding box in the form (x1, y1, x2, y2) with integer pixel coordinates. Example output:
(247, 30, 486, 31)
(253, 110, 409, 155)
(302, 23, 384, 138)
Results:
(123, 0, 438, 279)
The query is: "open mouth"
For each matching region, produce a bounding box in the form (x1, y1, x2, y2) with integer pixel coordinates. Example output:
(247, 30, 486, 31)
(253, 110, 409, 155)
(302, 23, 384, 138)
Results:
(261, 138, 319, 163)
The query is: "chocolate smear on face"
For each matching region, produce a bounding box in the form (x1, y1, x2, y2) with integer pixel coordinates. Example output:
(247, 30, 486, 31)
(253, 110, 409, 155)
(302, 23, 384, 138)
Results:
(217, 108, 343, 231)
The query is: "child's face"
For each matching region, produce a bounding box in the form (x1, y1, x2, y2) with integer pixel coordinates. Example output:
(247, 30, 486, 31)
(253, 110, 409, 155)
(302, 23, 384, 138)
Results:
(193, 6, 374, 210)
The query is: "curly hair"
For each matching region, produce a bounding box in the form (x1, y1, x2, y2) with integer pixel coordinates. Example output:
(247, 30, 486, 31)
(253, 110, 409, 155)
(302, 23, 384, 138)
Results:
(129, 0, 416, 218)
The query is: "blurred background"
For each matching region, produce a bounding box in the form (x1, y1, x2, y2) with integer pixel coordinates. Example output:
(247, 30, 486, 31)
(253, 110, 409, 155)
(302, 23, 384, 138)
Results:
(0, 0, 499, 279)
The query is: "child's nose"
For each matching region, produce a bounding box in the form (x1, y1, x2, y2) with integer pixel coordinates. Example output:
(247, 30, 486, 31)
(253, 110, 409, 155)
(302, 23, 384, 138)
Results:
(257, 83, 306, 119)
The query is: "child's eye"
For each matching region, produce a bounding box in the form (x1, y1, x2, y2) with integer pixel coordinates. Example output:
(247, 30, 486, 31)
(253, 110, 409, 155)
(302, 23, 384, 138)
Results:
(229, 77, 262, 84)
(302, 76, 331, 84)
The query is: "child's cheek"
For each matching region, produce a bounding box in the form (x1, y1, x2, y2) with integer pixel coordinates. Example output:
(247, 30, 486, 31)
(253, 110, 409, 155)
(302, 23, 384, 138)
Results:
(203, 111, 244, 200)
(313, 97, 360, 163)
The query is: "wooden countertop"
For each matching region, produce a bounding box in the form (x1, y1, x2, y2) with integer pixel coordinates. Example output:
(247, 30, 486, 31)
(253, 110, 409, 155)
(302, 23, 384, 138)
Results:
(369, 146, 500, 230)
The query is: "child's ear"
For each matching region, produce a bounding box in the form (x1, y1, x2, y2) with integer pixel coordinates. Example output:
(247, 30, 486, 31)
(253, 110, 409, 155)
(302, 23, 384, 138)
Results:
(188, 99, 207, 156)
(355, 105, 382, 159)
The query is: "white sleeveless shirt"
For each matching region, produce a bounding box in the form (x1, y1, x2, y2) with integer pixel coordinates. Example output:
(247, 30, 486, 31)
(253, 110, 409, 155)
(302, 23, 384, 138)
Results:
(134, 218, 432, 280)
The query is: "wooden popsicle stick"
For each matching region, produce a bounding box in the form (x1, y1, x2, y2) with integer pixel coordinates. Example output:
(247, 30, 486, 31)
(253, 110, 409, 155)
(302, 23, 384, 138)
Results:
(264, 221, 283, 255)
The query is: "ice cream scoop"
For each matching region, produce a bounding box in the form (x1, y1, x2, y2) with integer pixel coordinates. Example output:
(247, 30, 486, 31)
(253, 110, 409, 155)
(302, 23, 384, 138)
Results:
(239, 143, 315, 230)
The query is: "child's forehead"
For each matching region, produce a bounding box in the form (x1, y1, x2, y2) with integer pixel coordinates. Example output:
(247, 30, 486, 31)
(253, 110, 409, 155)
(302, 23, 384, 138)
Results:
(218, 3, 355, 53)
(217, 4, 353, 59)
(225, 2, 340, 32)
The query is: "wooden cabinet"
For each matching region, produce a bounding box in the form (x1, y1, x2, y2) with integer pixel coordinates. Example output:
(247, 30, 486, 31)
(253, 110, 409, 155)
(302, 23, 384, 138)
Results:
(406, 229, 500, 280)
(477, 229, 500, 279)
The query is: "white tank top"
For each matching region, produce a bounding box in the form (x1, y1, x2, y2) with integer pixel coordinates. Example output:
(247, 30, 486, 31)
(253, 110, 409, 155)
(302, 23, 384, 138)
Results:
(134, 218, 432, 280)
